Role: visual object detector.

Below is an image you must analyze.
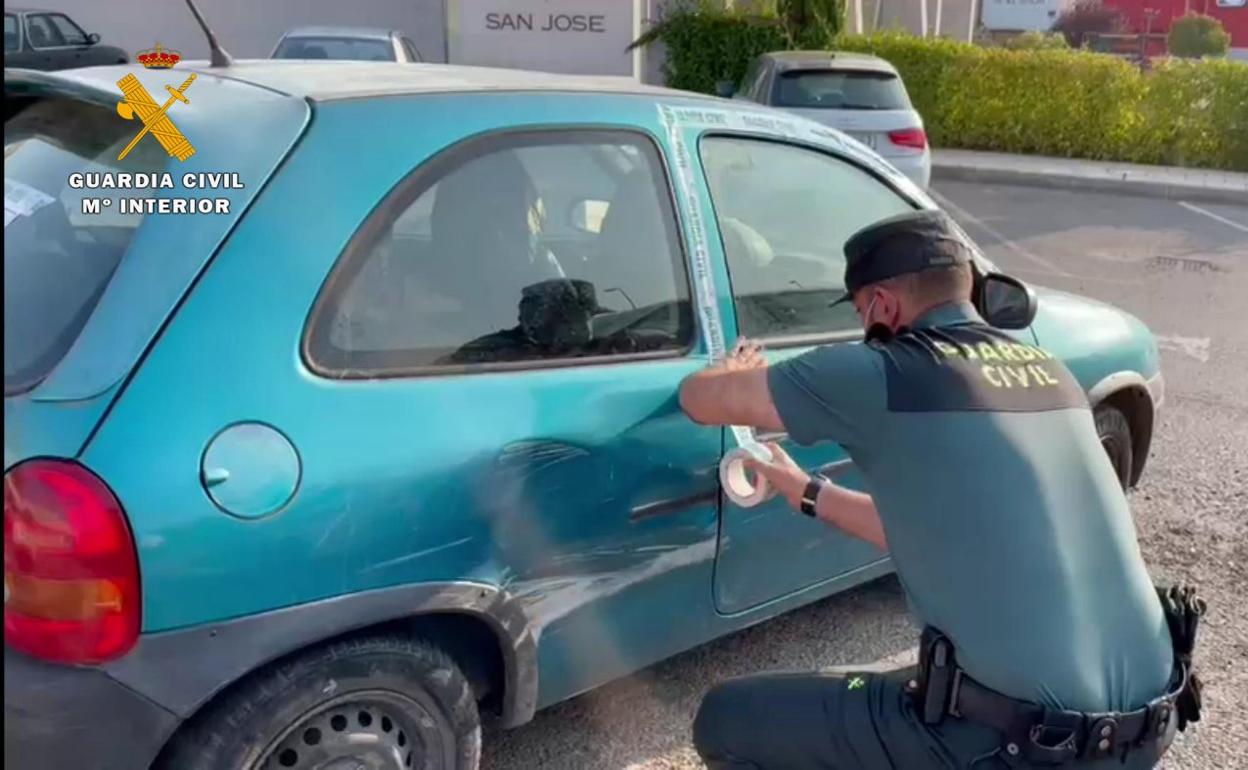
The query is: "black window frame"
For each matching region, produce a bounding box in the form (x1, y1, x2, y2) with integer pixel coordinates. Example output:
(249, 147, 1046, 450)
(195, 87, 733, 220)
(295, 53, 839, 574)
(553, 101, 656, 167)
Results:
(698, 131, 922, 350)
(46, 13, 89, 47)
(302, 126, 697, 380)
(25, 13, 67, 49)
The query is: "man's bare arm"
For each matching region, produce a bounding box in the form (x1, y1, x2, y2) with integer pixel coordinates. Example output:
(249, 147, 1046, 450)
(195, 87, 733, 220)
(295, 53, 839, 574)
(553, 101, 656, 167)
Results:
(678, 340, 786, 431)
(812, 483, 887, 551)
(679, 367, 785, 431)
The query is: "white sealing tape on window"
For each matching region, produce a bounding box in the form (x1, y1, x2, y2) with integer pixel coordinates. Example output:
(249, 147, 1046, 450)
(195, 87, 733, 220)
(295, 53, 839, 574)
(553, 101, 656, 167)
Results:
(659, 104, 927, 203)
(4, 178, 55, 229)
(659, 104, 775, 508)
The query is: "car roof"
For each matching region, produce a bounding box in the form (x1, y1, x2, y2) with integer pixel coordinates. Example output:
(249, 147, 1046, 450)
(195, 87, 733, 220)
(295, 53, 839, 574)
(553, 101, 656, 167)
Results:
(170, 60, 680, 101)
(762, 50, 898, 74)
(279, 26, 398, 40)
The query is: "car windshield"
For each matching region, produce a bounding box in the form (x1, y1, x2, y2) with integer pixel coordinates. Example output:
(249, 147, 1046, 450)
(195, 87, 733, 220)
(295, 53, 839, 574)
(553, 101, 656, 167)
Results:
(4, 14, 17, 52)
(774, 69, 911, 110)
(4, 98, 166, 395)
(273, 35, 394, 62)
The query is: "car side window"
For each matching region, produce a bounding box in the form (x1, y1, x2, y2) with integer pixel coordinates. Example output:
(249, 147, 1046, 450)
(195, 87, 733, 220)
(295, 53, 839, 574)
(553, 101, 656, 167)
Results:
(700, 136, 915, 340)
(48, 14, 88, 46)
(5, 14, 19, 51)
(25, 15, 64, 48)
(305, 130, 693, 376)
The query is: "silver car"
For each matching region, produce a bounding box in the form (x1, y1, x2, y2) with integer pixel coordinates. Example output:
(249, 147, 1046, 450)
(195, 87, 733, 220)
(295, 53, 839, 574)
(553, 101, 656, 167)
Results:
(732, 51, 931, 189)
(271, 25, 422, 63)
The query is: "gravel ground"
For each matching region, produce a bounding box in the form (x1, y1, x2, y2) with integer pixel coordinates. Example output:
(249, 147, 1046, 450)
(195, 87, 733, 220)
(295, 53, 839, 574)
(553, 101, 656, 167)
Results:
(481, 185, 1248, 770)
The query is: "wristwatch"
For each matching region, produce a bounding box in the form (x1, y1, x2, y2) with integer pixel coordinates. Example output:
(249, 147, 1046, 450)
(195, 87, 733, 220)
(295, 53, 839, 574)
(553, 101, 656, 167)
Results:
(799, 475, 827, 518)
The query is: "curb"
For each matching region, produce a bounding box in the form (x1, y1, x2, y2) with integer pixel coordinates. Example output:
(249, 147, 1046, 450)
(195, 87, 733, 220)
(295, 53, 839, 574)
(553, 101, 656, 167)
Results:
(931, 164, 1248, 207)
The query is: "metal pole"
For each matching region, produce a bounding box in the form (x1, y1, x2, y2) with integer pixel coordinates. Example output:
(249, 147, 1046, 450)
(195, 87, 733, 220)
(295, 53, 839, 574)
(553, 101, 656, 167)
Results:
(855, 0, 864, 35)
(920, 0, 929, 37)
(934, 0, 943, 38)
(968, 0, 979, 43)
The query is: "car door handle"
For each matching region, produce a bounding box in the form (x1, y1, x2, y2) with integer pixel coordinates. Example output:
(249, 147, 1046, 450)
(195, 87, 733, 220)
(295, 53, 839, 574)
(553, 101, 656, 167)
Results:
(630, 486, 719, 523)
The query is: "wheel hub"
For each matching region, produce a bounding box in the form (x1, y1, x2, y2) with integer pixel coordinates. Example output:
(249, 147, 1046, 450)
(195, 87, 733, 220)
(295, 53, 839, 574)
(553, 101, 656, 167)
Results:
(258, 694, 428, 770)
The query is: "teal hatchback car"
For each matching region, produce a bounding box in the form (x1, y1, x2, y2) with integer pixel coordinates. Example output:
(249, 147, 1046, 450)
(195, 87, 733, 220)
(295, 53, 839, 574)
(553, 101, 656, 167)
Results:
(4, 61, 1163, 770)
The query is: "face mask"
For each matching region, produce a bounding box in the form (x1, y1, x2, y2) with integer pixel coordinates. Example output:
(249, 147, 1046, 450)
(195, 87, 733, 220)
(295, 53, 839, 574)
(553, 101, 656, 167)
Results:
(862, 293, 894, 344)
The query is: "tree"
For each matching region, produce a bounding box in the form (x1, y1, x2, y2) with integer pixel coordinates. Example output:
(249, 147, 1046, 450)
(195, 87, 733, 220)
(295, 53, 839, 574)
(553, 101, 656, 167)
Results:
(1051, 0, 1124, 48)
(1168, 14, 1231, 59)
(775, 0, 844, 46)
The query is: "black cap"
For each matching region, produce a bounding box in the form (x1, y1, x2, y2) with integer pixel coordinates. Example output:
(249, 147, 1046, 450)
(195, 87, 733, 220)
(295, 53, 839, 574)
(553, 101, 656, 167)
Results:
(830, 210, 973, 306)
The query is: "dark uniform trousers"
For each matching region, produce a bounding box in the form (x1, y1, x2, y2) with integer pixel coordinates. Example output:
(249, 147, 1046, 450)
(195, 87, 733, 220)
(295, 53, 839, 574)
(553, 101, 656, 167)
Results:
(692, 666, 1171, 770)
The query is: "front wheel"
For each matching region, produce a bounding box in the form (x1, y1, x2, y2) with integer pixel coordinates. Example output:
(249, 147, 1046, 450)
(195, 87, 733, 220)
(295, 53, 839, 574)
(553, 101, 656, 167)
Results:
(1095, 404, 1134, 491)
(160, 635, 481, 770)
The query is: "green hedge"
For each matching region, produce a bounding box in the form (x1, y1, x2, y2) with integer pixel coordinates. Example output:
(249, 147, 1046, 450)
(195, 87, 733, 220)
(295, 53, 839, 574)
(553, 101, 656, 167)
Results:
(637, 17, 1248, 171)
(635, 10, 788, 94)
(836, 33, 1248, 171)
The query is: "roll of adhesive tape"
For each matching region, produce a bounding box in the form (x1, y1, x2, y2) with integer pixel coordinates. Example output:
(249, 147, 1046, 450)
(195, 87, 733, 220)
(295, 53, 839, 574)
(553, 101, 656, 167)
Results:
(720, 445, 775, 508)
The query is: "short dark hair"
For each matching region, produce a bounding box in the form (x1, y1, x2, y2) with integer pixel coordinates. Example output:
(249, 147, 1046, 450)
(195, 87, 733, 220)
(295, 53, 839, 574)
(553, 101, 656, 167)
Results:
(877, 262, 973, 304)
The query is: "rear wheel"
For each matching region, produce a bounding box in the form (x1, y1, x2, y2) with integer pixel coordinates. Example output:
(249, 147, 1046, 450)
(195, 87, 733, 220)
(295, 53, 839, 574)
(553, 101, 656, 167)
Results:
(1095, 404, 1134, 491)
(160, 635, 481, 770)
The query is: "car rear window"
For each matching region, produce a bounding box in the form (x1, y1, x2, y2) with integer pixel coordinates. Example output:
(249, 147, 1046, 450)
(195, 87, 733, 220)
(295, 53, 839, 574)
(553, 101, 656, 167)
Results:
(4, 98, 166, 395)
(774, 69, 911, 110)
(273, 36, 394, 62)
(4, 14, 17, 52)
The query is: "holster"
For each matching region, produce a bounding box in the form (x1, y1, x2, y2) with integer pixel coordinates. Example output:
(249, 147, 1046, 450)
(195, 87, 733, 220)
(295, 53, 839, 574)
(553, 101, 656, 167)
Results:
(917, 626, 956, 725)
(1156, 583, 1206, 731)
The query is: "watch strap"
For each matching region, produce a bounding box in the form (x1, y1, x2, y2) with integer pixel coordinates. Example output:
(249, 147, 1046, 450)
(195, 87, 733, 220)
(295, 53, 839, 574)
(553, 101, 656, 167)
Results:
(800, 475, 826, 517)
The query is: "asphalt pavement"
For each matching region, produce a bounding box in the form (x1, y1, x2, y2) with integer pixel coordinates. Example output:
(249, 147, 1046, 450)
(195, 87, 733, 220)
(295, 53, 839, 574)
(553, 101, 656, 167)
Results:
(481, 183, 1248, 770)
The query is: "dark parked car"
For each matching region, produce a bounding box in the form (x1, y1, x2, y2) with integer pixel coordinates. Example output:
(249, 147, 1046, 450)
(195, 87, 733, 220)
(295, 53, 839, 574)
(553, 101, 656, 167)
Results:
(4, 7, 127, 70)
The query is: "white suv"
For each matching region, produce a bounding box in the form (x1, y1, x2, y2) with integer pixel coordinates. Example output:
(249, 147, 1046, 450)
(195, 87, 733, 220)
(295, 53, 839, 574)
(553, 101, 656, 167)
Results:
(732, 51, 931, 189)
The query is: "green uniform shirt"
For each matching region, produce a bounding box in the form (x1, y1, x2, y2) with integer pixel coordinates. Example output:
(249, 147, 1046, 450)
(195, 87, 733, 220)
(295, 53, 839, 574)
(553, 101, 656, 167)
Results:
(767, 301, 1173, 712)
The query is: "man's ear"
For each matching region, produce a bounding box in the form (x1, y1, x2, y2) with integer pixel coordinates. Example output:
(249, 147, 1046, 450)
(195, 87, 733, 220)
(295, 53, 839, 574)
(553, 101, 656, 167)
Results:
(878, 288, 906, 329)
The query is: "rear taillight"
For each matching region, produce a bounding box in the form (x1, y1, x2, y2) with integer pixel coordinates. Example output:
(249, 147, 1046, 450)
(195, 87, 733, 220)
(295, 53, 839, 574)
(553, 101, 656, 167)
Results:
(888, 128, 928, 150)
(4, 460, 139, 663)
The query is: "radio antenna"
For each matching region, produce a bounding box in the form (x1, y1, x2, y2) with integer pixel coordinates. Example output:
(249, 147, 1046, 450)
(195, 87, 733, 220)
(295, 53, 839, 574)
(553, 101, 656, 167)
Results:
(184, 0, 233, 68)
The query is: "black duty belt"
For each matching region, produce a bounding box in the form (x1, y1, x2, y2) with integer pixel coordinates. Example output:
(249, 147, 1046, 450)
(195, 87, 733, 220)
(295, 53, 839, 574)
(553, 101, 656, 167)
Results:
(912, 582, 1206, 768)
(908, 656, 1185, 765)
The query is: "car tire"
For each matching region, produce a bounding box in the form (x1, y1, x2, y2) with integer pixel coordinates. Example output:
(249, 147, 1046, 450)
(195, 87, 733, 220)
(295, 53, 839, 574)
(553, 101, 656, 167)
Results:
(159, 635, 481, 770)
(1095, 404, 1134, 491)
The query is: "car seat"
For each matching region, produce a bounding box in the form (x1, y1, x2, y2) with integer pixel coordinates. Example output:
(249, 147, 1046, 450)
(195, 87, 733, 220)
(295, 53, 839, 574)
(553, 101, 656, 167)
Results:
(595, 168, 677, 312)
(429, 150, 561, 337)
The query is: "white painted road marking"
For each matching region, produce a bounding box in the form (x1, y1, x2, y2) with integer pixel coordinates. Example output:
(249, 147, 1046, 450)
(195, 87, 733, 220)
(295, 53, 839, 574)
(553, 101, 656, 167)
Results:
(930, 189, 1073, 277)
(1155, 334, 1212, 363)
(1178, 201, 1248, 234)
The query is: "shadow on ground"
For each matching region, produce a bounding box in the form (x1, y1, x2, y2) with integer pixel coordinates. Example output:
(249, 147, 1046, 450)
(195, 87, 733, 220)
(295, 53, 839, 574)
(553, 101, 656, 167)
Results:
(481, 575, 914, 770)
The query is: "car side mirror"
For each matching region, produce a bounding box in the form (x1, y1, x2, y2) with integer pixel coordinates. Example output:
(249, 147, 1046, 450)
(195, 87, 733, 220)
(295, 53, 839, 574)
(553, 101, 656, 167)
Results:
(87, 32, 101, 44)
(978, 273, 1037, 330)
(714, 80, 737, 98)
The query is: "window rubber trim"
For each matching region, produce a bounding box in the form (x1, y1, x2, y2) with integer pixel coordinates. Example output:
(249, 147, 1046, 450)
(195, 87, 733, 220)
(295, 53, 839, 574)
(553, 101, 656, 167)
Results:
(301, 124, 698, 380)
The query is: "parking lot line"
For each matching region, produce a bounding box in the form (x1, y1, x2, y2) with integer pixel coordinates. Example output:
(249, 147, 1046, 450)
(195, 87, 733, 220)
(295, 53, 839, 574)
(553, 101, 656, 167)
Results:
(930, 189, 1073, 277)
(1178, 201, 1248, 234)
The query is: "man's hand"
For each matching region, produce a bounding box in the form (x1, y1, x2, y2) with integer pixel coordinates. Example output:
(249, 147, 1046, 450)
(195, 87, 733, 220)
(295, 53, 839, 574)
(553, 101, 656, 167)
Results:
(743, 442, 812, 511)
(720, 339, 766, 372)
(678, 340, 785, 431)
